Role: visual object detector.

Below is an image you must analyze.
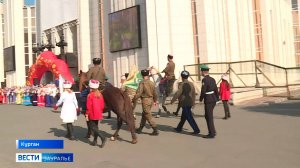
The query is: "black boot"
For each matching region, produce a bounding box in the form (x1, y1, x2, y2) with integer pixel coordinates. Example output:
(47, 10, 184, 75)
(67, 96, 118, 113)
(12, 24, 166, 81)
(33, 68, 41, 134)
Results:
(85, 121, 91, 138)
(90, 138, 97, 146)
(162, 106, 170, 114)
(173, 105, 180, 116)
(68, 123, 75, 140)
(228, 112, 231, 118)
(106, 111, 111, 119)
(150, 127, 159, 136)
(136, 126, 144, 134)
(155, 109, 161, 118)
(65, 124, 70, 138)
(98, 133, 107, 148)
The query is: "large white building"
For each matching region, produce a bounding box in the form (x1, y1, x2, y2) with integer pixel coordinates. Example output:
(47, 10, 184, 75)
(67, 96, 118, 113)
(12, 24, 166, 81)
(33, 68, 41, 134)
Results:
(0, 0, 36, 87)
(1, 0, 299, 87)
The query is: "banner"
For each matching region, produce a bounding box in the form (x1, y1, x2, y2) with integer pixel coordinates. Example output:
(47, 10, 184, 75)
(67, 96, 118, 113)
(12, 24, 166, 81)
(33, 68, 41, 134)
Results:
(123, 65, 143, 90)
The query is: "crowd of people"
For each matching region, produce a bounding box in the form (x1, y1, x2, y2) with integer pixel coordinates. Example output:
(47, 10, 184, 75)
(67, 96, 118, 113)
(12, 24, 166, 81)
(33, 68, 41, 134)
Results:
(0, 84, 59, 107)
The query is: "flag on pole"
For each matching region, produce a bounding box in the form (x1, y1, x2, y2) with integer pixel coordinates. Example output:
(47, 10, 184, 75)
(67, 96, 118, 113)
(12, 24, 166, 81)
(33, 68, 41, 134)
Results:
(124, 65, 143, 90)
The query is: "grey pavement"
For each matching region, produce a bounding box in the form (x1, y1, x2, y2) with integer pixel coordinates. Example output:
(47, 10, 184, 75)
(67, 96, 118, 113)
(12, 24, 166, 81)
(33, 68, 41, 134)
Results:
(0, 100, 300, 168)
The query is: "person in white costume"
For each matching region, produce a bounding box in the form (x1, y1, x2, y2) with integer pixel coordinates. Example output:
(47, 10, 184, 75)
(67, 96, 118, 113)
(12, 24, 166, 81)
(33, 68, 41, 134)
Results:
(54, 81, 79, 140)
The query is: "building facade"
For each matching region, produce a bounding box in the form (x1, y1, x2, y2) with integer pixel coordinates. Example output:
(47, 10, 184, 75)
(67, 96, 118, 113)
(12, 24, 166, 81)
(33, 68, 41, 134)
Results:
(192, 0, 299, 67)
(0, 2, 4, 87)
(33, 0, 300, 87)
(0, 0, 37, 87)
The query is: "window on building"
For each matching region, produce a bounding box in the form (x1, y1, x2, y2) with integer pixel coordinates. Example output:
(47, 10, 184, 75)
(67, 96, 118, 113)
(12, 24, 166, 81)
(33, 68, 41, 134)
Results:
(252, 0, 264, 60)
(25, 53, 29, 65)
(32, 33, 36, 43)
(24, 19, 28, 27)
(291, 0, 300, 66)
(31, 18, 35, 26)
(23, 8, 27, 17)
(31, 7, 35, 17)
(25, 66, 29, 76)
(24, 33, 28, 43)
(292, 0, 298, 11)
(32, 53, 37, 63)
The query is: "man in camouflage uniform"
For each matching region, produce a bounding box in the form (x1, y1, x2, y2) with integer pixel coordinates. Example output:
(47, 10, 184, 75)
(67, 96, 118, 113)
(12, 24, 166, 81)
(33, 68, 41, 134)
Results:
(87, 58, 106, 88)
(162, 54, 176, 96)
(134, 69, 159, 136)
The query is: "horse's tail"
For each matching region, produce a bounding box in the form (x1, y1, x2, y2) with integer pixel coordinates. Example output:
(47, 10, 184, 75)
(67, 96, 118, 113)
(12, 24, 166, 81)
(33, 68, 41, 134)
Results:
(120, 90, 135, 132)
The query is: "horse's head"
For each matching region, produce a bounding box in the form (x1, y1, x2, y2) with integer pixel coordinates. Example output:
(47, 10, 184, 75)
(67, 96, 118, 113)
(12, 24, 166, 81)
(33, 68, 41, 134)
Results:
(148, 66, 164, 86)
(148, 66, 160, 76)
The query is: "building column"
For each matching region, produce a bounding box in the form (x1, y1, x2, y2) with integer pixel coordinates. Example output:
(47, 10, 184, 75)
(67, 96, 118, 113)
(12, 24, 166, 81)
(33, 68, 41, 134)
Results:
(0, 5, 4, 83)
(51, 28, 60, 55)
(13, 0, 25, 86)
(63, 23, 73, 53)
(78, 0, 91, 72)
(27, 7, 33, 66)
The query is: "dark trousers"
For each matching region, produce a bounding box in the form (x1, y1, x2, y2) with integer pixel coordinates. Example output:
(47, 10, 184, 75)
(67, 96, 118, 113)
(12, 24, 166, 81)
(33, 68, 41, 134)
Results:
(222, 100, 230, 116)
(8, 95, 13, 103)
(66, 123, 74, 137)
(166, 78, 176, 96)
(89, 120, 105, 141)
(82, 110, 92, 136)
(204, 103, 216, 136)
(177, 106, 200, 133)
(80, 97, 87, 111)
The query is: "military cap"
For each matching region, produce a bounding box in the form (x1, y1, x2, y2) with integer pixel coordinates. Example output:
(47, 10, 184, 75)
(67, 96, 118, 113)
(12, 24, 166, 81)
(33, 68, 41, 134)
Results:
(181, 70, 190, 79)
(105, 75, 109, 80)
(125, 73, 129, 79)
(92, 58, 101, 65)
(167, 54, 173, 59)
(199, 64, 210, 71)
(141, 69, 150, 76)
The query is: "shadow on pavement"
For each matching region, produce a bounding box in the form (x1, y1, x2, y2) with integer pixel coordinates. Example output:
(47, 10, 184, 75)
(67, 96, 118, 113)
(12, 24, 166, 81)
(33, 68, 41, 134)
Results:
(48, 124, 112, 145)
(242, 101, 300, 117)
(99, 118, 134, 144)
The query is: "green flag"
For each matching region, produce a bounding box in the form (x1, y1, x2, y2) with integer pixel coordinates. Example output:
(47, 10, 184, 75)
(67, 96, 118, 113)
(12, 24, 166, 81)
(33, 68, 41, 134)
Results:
(124, 65, 143, 90)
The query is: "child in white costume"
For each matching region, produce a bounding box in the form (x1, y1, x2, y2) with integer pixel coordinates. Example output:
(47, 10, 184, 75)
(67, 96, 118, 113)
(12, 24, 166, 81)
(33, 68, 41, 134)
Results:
(54, 81, 79, 140)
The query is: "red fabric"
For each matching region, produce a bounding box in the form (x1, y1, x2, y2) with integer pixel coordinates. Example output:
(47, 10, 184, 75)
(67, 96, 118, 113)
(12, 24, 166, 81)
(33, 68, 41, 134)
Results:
(37, 95, 45, 107)
(3, 93, 7, 103)
(26, 51, 74, 86)
(53, 105, 58, 110)
(86, 92, 105, 120)
(219, 81, 231, 100)
(0, 93, 3, 103)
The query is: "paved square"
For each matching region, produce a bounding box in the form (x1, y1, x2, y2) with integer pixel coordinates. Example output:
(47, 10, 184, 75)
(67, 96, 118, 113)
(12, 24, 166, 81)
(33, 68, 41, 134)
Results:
(1, 100, 300, 168)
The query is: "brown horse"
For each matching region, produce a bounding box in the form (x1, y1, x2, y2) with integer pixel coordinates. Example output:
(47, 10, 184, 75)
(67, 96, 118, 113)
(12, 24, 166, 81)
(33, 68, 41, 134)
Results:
(79, 72, 137, 144)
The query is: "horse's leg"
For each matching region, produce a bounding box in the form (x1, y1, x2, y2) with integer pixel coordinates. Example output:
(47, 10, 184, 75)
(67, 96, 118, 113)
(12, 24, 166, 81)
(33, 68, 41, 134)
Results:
(131, 130, 138, 144)
(162, 93, 170, 114)
(110, 116, 122, 141)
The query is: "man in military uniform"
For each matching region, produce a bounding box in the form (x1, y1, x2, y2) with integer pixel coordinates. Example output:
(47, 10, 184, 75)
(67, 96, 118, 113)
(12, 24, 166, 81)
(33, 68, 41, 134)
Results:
(199, 64, 219, 138)
(162, 54, 176, 96)
(171, 71, 200, 134)
(134, 69, 159, 136)
(87, 58, 106, 88)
